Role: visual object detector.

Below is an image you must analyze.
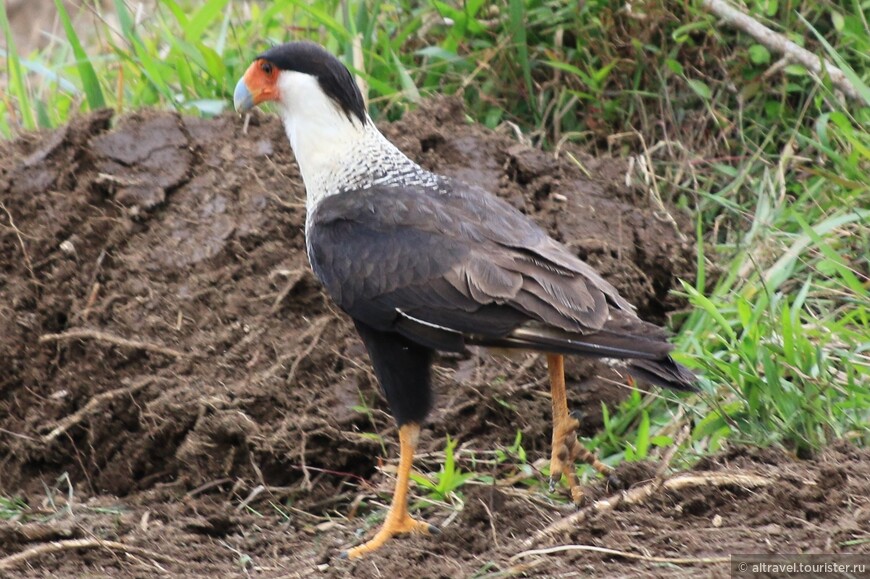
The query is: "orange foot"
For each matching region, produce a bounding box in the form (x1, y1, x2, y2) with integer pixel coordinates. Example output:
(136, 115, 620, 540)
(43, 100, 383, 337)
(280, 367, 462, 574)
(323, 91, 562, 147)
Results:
(549, 411, 612, 505)
(547, 354, 612, 506)
(343, 514, 436, 559)
(342, 423, 438, 559)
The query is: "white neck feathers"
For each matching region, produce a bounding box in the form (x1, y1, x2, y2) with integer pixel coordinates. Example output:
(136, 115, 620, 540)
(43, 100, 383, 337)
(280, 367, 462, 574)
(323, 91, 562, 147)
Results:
(276, 71, 439, 213)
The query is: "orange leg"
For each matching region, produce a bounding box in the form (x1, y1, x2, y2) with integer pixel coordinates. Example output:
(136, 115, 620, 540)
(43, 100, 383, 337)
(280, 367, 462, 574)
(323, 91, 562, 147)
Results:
(547, 354, 611, 506)
(344, 423, 435, 559)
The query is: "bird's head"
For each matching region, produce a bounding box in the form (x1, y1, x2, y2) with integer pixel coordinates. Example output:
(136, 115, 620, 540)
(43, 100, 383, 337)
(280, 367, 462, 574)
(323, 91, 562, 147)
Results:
(234, 42, 377, 200)
(234, 41, 422, 208)
(234, 41, 367, 127)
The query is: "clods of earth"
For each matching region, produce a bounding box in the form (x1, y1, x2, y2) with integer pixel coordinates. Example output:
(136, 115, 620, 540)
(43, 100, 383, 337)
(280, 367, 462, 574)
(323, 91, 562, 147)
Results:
(1, 99, 867, 577)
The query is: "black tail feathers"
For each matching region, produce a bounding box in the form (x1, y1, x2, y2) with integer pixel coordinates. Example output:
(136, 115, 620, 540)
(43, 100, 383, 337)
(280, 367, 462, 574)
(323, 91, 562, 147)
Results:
(628, 356, 697, 391)
(468, 324, 698, 392)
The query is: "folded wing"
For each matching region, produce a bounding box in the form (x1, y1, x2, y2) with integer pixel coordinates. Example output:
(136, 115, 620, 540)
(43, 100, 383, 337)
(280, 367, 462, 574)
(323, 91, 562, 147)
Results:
(307, 182, 694, 390)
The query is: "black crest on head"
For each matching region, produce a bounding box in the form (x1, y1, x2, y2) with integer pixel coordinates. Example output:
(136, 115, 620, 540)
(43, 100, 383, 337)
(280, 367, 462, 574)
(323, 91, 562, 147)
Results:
(257, 42, 367, 124)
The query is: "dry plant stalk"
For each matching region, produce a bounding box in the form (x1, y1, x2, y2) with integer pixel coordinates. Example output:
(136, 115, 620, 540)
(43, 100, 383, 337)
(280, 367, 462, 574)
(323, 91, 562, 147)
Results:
(511, 544, 731, 565)
(702, 0, 864, 102)
(0, 538, 186, 571)
(39, 328, 187, 359)
(42, 378, 154, 443)
(530, 471, 772, 545)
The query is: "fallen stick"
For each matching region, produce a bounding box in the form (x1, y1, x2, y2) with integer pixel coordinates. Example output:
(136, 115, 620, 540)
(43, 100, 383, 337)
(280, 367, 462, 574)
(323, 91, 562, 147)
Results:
(511, 544, 730, 565)
(663, 472, 772, 490)
(255, 315, 332, 384)
(0, 521, 78, 545)
(529, 471, 772, 545)
(42, 378, 154, 443)
(269, 268, 306, 313)
(0, 201, 37, 284)
(702, 0, 864, 102)
(39, 328, 187, 359)
(0, 538, 185, 571)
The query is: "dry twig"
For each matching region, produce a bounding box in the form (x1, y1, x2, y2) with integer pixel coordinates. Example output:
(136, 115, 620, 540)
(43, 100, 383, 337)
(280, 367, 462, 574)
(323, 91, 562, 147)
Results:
(0, 201, 37, 283)
(42, 379, 154, 443)
(256, 315, 332, 385)
(655, 424, 690, 477)
(236, 485, 266, 512)
(0, 427, 38, 442)
(39, 328, 188, 359)
(511, 544, 730, 565)
(479, 498, 501, 550)
(0, 538, 186, 571)
(702, 0, 865, 103)
(530, 471, 772, 545)
(184, 478, 234, 499)
(270, 268, 306, 314)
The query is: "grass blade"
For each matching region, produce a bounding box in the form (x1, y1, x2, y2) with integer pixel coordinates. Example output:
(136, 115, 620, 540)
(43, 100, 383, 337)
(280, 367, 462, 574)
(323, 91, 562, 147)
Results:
(508, 0, 535, 120)
(186, 0, 232, 43)
(53, 0, 105, 110)
(0, 2, 36, 130)
(113, 0, 136, 40)
(798, 13, 870, 106)
(391, 51, 421, 103)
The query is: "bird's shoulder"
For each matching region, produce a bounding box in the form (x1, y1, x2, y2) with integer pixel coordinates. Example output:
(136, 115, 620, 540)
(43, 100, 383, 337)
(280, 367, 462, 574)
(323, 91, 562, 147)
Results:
(309, 178, 547, 246)
(305, 183, 468, 311)
(307, 177, 635, 319)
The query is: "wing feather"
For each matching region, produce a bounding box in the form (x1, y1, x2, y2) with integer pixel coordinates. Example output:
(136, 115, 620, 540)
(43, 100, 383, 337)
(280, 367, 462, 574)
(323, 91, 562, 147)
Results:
(464, 256, 523, 302)
(308, 183, 638, 347)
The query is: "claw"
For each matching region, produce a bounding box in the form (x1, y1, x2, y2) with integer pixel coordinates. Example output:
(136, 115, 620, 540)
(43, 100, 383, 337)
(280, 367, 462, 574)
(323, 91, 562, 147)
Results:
(569, 484, 585, 507)
(344, 509, 433, 559)
(606, 473, 623, 490)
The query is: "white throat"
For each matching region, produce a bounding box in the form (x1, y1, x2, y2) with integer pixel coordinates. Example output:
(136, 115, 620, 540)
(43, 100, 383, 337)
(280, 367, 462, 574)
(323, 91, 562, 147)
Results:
(275, 71, 442, 215)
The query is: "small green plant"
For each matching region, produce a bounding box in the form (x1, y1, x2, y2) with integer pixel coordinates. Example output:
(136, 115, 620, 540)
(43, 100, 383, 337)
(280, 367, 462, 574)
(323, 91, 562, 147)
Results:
(352, 391, 386, 453)
(411, 436, 476, 503)
(0, 496, 29, 521)
(495, 430, 528, 465)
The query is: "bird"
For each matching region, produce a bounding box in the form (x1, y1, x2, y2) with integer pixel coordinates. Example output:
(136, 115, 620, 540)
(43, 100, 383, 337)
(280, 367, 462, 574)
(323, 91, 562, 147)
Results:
(233, 41, 696, 559)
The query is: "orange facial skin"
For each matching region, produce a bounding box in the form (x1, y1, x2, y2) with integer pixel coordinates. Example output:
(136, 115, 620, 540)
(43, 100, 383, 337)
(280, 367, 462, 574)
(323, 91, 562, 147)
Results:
(234, 58, 281, 111)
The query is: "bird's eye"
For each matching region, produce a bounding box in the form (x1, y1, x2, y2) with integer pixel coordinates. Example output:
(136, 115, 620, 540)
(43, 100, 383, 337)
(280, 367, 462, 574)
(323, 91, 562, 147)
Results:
(261, 61, 274, 75)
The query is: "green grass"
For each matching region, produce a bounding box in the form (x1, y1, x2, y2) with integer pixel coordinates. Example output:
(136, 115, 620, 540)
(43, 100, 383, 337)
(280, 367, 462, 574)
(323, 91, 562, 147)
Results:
(0, 495, 29, 521)
(1, 0, 868, 473)
(411, 435, 477, 503)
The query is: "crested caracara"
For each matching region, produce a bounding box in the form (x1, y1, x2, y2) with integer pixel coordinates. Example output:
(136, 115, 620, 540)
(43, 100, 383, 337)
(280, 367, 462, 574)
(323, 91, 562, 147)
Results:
(234, 41, 695, 559)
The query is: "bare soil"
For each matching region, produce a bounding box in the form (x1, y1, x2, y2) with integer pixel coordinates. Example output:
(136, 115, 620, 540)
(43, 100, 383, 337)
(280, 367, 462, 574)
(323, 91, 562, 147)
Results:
(1, 100, 867, 577)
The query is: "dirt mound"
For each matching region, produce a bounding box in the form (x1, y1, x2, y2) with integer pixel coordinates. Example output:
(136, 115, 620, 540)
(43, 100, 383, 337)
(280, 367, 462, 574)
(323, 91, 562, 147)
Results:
(12, 100, 865, 576)
(0, 98, 693, 498)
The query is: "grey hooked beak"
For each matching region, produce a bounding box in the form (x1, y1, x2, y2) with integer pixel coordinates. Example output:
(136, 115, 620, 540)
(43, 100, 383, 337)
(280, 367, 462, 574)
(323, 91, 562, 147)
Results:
(234, 78, 254, 112)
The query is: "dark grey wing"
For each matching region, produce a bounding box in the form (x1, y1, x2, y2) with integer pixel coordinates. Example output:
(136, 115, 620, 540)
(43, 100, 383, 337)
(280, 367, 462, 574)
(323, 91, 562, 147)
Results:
(307, 181, 640, 350)
(306, 195, 517, 351)
(308, 182, 696, 390)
